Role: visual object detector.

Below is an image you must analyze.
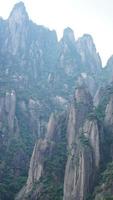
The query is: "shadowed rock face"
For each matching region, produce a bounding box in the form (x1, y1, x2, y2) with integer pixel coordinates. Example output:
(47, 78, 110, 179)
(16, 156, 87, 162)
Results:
(92, 90, 113, 199)
(104, 94, 113, 161)
(63, 27, 76, 43)
(0, 91, 17, 136)
(83, 120, 100, 168)
(105, 95, 113, 126)
(104, 55, 113, 84)
(0, 91, 41, 140)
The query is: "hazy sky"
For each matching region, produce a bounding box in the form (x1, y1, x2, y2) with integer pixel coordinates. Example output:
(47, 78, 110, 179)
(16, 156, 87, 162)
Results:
(0, 0, 113, 66)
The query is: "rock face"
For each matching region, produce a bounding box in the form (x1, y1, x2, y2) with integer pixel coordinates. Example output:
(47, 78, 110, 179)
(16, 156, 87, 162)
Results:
(17, 83, 113, 200)
(105, 95, 113, 126)
(93, 87, 104, 107)
(63, 27, 76, 43)
(89, 83, 113, 199)
(16, 112, 68, 200)
(63, 85, 100, 200)
(0, 2, 102, 102)
(76, 34, 102, 74)
(0, 1, 113, 200)
(104, 92, 113, 162)
(26, 113, 57, 193)
(0, 90, 41, 200)
(63, 143, 94, 200)
(103, 55, 113, 84)
(16, 84, 102, 200)
(6, 2, 29, 55)
(0, 2, 58, 86)
(58, 27, 81, 76)
(0, 91, 16, 134)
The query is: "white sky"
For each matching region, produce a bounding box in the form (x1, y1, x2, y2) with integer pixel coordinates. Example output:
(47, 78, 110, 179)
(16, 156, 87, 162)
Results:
(0, 0, 113, 66)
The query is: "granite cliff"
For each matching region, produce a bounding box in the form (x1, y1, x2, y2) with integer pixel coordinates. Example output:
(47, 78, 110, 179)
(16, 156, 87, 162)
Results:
(0, 2, 113, 200)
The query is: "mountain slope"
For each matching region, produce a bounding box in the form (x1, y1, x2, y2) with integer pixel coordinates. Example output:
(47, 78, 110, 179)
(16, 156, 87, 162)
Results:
(0, 2, 113, 200)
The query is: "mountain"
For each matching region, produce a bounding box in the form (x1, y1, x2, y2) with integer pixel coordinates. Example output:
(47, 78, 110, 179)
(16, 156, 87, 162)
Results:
(0, 1, 113, 200)
(16, 81, 113, 200)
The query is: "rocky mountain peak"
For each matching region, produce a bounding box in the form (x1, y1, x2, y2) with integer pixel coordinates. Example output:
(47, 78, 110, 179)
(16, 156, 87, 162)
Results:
(5, 2, 30, 55)
(0, 2, 112, 200)
(8, 1, 29, 25)
(76, 33, 102, 73)
(107, 55, 113, 65)
(77, 34, 96, 55)
(102, 55, 113, 84)
(63, 27, 75, 43)
(105, 55, 113, 70)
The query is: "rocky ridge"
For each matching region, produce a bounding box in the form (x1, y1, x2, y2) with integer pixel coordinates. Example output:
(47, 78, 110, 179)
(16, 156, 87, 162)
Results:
(16, 83, 102, 200)
(0, 1, 113, 200)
